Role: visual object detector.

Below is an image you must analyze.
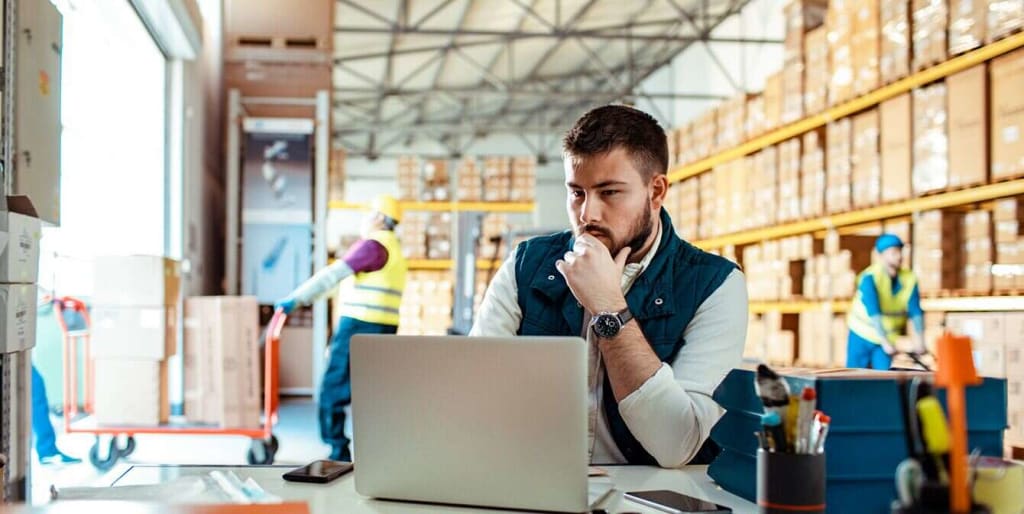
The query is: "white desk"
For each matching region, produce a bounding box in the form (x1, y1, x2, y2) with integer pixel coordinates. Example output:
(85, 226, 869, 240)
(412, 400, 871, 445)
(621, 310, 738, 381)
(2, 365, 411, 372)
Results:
(111, 464, 756, 513)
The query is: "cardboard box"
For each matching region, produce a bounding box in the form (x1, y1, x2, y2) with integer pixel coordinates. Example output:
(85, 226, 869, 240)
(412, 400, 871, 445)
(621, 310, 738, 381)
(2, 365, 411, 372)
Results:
(94, 358, 168, 426)
(949, 0, 987, 54)
(781, 61, 804, 124)
(946, 312, 1007, 346)
(91, 305, 178, 360)
(828, 0, 855, 105)
(991, 48, 1024, 180)
(881, 0, 912, 83)
(912, 83, 949, 194)
(1006, 312, 1024, 347)
(948, 64, 990, 188)
(183, 296, 261, 428)
(987, 0, 1024, 43)
(912, 0, 949, 72)
(852, 108, 881, 208)
(881, 93, 913, 202)
(826, 119, 852, 214)
(0, 196, 41, 284)
(784, 0, 829, 64)
(764, 72, 783, 130)
(804, 26, 829, 115)
(852, 0, 881, 95)
(0, 283, 37, 353)
(93, 256, 181, 307)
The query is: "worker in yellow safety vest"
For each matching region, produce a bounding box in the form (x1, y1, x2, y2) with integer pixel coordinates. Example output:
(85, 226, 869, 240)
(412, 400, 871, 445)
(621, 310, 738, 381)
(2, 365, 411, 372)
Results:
(275, 194, 407, 461)
(846, 234, 927, 369)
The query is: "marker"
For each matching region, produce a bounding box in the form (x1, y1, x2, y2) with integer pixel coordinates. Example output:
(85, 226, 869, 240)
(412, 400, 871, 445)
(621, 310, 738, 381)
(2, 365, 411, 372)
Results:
(762, 411, 787, 453)
(796, 387, 816, 453)
(813, 413, 831, 454)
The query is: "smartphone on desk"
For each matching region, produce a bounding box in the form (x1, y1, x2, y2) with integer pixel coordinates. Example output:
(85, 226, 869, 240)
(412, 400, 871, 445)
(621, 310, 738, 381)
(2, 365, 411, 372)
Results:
(624, 490, 732, 513)
(282, 460, 354, 484)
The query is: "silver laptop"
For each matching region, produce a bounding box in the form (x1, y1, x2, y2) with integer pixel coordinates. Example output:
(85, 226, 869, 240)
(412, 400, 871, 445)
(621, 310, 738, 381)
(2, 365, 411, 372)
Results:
(351, 335, 609, 513)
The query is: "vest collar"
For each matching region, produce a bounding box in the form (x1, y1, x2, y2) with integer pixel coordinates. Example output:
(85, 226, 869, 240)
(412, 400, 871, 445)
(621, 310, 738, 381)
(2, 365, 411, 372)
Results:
(527, 208, 681, 326)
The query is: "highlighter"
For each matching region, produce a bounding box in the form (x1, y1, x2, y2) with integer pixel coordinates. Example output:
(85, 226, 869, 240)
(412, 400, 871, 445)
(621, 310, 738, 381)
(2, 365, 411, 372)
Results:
(916, 396, 951, 455)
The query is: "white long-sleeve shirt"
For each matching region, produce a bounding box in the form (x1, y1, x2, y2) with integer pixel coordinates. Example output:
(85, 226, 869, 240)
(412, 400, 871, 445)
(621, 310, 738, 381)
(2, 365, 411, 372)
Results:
(469, 235, 748, 468)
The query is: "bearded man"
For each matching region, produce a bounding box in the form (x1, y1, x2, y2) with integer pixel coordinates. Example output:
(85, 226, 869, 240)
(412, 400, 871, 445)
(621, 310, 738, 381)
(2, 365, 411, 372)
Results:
(470, 105, 748, 468)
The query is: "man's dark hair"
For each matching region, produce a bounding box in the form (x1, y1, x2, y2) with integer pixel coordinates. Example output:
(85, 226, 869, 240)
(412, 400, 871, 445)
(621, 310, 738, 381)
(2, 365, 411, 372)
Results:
(562, 104, 669, 180)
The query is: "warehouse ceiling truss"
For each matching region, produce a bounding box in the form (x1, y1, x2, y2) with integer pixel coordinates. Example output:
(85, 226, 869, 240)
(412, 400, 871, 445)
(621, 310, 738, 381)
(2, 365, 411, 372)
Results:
(332, 0, 777, 159)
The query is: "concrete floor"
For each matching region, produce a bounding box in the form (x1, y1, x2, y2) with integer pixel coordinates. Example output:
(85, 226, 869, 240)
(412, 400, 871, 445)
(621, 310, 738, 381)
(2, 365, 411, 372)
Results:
(29, 398, 328, 504)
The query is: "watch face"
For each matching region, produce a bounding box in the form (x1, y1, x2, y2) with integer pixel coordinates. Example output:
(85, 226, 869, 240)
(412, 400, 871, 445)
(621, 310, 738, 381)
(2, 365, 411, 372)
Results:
(593, 314, 622, 338)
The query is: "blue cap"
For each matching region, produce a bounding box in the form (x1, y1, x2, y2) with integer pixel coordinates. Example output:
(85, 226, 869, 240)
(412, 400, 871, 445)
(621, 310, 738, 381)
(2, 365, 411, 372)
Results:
(875, 233, 904, 253)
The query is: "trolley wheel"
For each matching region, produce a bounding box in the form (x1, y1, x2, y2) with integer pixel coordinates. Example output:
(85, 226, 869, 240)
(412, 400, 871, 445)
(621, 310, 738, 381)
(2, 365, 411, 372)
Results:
(120, 436, 137, 458)
(88, 437, 121, 471)
(247, 435, 278, 465)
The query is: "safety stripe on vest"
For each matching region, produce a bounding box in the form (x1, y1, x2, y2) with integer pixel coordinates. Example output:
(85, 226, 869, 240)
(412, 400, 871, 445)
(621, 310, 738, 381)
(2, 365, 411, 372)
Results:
(353, 284, 403, 297)
(346, 303, 401, 315)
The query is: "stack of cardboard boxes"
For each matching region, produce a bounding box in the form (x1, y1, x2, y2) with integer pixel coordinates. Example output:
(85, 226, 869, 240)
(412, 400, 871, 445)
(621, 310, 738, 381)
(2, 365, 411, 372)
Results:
(478, 214, 508, 261)
(483, 157, 512, 202)
(912, 0, 949, 72)
(183, 296, 261, 428)
(880, 0, 912, 83)
(746, 95, 768, 139)
(948, 65, 989, 189)
(801, 129, 827, 217)
(991, 48, 1024, 181)
(743, 236, 817, 301)
(764, 311, 801, 365)
(799, 310, 849, 367)
(988, 1, 1024, 43)
(421, 160, 450, 202)
(753, 147, 780, 229)
(510, 157, 536, 203)
(779, 139, 803, 222)
(456, 157, 482, 202)
(92, 256, 179, 426)
(852, 0, 881, 96)
(827, 0, 855, 106)
(397, 156, 420, 201)
(398, 271, 453, 335)
(783, 0, 828, 118)
(398, 213, 428, 260)
(803, 26, 829, 115)
(667, 130, 680, 166)
(0, 197, 41, 370)
(674, 178, 700, 241)
(994, 196, 1024, 291)
(694, 110, 718, 161)
(912, 83, 949, 195)
(803, 234, 874, 300)
(826, 118, 853, 214)
(426, 213, 452, 260)
(881, 93, 913, 202)
(698, 172, 716, 240)
(676, 124, 697, 166)
(963, 210, 995, 294)
(949, 0, 988, 55)
(851, 109, 882, 208)
(716, 96, 747, 152)
(913, 210, 965, 294)
(765, 72, 784, 131)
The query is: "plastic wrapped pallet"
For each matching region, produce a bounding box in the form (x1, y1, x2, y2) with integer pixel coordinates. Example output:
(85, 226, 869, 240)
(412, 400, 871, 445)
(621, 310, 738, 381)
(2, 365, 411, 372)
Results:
(912, 0, 949, 72)
(851, 108, 881, 208)
(784, 0, 829, 65)
(912, 83, 949, 194)
(826, 118, 852, 214)
(827, 0, 855, 105)
(778, 139, 802, 222)
(852, 0, 881, 95)
(803, 26, 829, 115)
(949, 0, 987, 55)
(987, 0, 1024, 43)
(801, 129, 826, 217)
(881, 0, 912, 83)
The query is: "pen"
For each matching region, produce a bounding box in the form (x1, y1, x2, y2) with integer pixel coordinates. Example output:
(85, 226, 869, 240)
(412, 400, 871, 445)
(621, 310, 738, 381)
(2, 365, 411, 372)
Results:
(813, 413, 830, 454)
(796, 387, 816, 453)
(762, 411, 787, 453)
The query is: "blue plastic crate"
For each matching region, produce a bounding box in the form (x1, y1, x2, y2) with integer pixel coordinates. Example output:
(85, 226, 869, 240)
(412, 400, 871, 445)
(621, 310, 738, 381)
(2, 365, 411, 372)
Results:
(706, 368, 1007, 512)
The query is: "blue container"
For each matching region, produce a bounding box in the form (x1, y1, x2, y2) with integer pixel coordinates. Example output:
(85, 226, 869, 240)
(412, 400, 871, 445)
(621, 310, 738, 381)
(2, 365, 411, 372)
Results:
(706, 368, 1007, 514)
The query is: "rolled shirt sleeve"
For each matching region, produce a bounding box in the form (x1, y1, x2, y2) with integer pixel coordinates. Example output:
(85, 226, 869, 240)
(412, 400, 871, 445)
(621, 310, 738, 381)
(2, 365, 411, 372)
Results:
(616, 269, 749, 467)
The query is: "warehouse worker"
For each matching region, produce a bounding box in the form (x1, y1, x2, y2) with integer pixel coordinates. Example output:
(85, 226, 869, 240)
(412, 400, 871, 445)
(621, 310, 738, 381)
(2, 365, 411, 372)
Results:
(471, 105, 748, 468)
(846, 234, 927, 370)
(275, 194, 407, 462)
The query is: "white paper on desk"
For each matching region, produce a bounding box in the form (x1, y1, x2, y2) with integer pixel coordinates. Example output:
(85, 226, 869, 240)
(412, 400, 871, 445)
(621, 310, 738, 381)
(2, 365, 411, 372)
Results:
(51, 476, 210, 502)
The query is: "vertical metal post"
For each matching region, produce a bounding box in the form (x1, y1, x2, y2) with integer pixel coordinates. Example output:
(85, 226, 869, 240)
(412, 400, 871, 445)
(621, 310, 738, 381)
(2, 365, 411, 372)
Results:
(224, 89, 241, 295)
(451, 211, 483, 335)
(311, 91, 330, 399)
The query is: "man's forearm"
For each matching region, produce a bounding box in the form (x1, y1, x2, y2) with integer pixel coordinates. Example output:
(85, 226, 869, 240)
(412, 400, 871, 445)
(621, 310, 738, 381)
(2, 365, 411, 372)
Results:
(597, 320, 663, 402)
(290, 260, 354, 305)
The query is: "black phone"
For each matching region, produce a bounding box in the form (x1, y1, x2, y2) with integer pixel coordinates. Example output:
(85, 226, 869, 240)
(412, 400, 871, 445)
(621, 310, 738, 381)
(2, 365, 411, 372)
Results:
(281, 460, 354, 484)
(624, 490, 732, 514)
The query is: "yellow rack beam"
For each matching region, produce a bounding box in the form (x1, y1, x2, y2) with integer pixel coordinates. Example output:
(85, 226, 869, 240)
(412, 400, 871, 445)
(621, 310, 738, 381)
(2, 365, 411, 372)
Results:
(668, 31, 1024, 184)
(329, 201, 535, 213)
(406, 259, 504, 271)
(749, 296, 1024, 314)
(695, 179, 1024, 249)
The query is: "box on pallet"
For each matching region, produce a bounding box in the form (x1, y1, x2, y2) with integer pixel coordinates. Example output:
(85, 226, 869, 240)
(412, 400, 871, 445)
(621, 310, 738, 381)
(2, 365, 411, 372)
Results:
(0, 196, 41, 284)
(881, 0, 911, 83)
(991, 48, 1024, 181)
(851, 108, 881, 208)
(949, 0, 987, 55)
(912, 83, 949, 195)
(987, 0, 1024, 43)
(912, 0, 949, 72)
(827, 0, 855, 105)
(948, 64, 989, 188)
(826, 119, 852, 214)
(881, 93, 913, 202)
(852, 0, 881, 95)
(183, 296, 262, 428)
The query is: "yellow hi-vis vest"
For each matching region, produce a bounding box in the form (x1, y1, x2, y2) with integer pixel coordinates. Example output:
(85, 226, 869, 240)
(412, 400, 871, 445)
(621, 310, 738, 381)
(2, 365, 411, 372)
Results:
(846, 264, 917, 345)
(339, 230, 407, 326)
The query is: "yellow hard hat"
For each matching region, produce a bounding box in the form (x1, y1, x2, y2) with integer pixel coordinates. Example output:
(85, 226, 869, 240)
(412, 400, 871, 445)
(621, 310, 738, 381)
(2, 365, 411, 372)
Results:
(371, 194, 402, 223)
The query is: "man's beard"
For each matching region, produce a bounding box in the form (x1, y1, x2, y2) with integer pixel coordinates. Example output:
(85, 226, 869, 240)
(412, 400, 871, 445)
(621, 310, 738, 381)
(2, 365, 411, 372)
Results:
(577, 207, 654, 257)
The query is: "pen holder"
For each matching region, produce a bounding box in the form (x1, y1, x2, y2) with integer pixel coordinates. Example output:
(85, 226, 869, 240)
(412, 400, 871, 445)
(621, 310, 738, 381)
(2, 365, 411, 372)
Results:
(757, 449, 826, 514)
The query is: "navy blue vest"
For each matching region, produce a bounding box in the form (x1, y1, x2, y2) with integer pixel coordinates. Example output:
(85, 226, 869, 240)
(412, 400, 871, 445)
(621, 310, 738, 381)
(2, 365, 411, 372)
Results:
(513, 208, 736, 465)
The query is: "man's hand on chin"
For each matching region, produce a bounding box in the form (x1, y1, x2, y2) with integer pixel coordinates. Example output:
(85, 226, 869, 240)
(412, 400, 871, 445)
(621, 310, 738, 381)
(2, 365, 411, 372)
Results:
(555, 233, 631, 313)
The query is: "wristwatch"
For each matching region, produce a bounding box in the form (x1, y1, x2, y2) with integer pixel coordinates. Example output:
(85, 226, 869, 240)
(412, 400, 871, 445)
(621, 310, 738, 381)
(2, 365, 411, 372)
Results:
(589, 307, 634, 339)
